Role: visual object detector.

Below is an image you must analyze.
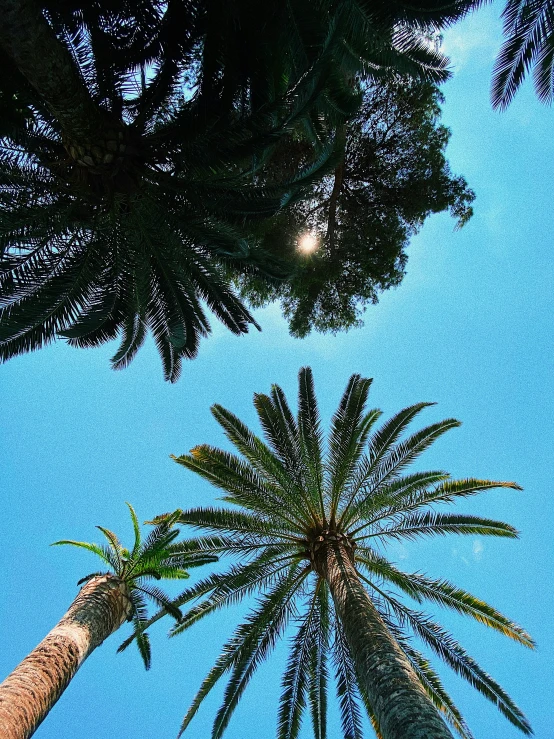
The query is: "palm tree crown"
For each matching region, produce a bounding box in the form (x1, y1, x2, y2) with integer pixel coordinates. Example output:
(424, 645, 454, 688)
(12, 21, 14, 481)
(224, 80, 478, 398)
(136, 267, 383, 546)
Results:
(0, 505, 218, 739)
(153, 368, 532, 739)
(0, 0, 334, 380)
(54, 503, 217, 667)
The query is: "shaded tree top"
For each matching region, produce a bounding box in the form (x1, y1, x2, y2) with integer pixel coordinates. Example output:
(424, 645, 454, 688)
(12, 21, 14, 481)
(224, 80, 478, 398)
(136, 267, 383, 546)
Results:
(0, 0, 479, 379)
(236, 76, 475, 338)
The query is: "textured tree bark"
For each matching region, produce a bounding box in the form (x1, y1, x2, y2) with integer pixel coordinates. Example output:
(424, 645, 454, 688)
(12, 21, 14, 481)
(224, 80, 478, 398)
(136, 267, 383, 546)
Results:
(0, 0, 105, 144)
(317, 542, 454, 739)
(0, 574, 132, 739)
(0, 0, 135, 177)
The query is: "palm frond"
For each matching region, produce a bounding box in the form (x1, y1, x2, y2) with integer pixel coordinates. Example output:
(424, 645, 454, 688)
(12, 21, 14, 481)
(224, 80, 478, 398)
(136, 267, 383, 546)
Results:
(344, 470, 451, 531)
(254, 387, 300, 469)
(128, 589, 152, 670)
(116, 548, 270, 654)
(170, 550, 300, 638)
(371, 418, 461, 488)
(365, 512, 519, 542)
(208, 405, 317, 527)
(51, 539, 113, 566)
(171, 448, 295, 522)
(492, 0, 554, 108)
(332, 617, 364, 739)
(134, 583, 182, 621)
(307, 582, 330, 739)
(367, 403, 435, 468)
(411, 478, 522, 508)
(175, 506, 296, 543)
(328, 373, 375, 519)
(126, 502, 142, 557)
(365, 479, 523, 529)
(357, 551, 534, 647)
(277, 585, 320, 739)
(297, 366, 326, 521)
(389, 600, 533, 735)
(179, 564, 309, 739)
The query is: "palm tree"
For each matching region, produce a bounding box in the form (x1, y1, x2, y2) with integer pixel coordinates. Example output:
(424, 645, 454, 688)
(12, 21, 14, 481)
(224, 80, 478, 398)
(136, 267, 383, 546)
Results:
(492, 0, 554, 108)
(0, 0, 481, 379)
(0, 504, 216, 739)
(148, 368, 532, 739)
(0, 0, 331, 380)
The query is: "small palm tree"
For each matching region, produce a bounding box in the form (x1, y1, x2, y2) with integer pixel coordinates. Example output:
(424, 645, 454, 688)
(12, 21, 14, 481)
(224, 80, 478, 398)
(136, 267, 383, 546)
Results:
(152, 368, 532, 739)
(0, 504, 216, 739)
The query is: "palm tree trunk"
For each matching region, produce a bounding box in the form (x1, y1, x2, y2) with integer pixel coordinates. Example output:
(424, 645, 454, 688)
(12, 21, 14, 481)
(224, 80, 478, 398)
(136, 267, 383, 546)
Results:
(0, 0, 133, 172)
(0, 574, 132, 739)
(318, 542, 454, 739)
(0, 0, 105, 143)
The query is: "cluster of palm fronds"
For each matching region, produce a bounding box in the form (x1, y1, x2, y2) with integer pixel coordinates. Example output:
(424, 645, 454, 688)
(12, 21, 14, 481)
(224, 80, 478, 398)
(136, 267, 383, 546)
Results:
(53, 504, 217, 668)
(493, 0, 554, 108)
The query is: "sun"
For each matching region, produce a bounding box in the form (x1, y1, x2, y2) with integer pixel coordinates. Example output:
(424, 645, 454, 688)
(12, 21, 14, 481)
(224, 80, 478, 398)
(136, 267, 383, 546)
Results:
(297, 231, 319, 254)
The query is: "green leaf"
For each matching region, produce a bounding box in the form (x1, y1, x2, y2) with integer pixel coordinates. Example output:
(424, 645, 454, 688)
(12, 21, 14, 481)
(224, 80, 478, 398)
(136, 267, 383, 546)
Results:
(357, 550, 534, 647)
(51, 539, 112, 566)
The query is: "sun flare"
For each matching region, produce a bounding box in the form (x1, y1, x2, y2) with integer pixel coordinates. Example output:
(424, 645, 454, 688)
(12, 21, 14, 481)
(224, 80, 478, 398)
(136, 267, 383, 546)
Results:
(297, 232, 319, 254)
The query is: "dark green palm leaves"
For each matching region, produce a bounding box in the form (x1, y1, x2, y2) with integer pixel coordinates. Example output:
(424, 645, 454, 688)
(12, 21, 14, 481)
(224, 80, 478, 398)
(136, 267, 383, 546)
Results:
(0, 112, 313, 381)
(493, 0, 554, 108)
(162, 368, 532, 739)
(53, 504, 217, 668)
(0, 0, 331, 381)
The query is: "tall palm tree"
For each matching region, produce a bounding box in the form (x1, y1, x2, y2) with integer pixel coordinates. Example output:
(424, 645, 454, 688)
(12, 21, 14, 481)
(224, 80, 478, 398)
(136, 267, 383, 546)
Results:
(492, 0, 554, 108)
(0, 0, 481, 379)
(0, 504, 216, 739)
(147, 368, 533, 739)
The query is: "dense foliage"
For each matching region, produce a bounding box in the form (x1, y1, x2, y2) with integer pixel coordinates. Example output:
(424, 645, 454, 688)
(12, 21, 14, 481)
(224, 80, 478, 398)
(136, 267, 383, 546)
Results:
(0, 0, 479, 379)
(236, 78, 474, 337)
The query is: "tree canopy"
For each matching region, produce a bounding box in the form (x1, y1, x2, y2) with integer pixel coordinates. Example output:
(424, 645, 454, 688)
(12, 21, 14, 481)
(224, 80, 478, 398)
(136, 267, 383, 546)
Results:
(235, 77, 474, 338)
(0, 0, 479, 379)
(0, 505, 218, 739)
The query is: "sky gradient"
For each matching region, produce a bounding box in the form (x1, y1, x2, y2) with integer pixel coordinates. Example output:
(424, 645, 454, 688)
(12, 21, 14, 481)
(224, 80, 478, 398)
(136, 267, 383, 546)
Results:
(1, 5, 553, 739)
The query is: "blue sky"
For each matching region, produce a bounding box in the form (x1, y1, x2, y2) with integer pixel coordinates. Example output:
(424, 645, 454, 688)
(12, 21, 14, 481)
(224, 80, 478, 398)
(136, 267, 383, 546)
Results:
(1, 4, 553, 738)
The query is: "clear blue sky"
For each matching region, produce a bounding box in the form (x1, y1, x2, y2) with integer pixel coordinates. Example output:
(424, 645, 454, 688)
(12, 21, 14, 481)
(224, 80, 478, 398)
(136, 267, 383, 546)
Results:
(1, 5, 552, 738)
